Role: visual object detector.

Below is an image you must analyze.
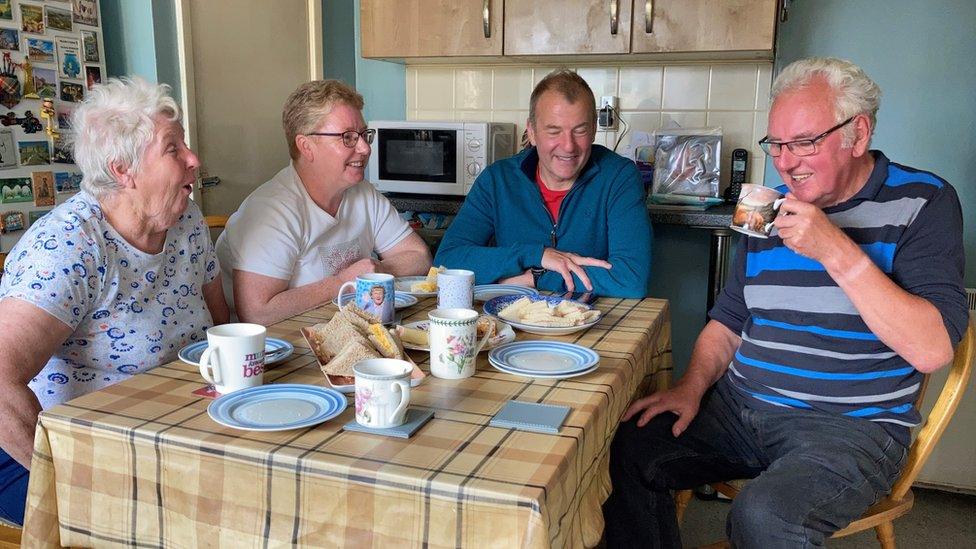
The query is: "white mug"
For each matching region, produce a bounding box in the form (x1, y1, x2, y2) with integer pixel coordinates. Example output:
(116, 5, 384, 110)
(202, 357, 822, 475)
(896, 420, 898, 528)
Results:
(437, 269, 475, 309)
(428, 308, 490, 379)
(353, 358, 412, 428)
(198, 323, 266, 394)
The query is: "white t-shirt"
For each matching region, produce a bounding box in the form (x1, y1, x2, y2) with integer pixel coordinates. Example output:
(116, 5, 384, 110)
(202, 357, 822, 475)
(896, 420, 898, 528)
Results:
(215, 164, 412, 313)
(0, 192, 219, 409)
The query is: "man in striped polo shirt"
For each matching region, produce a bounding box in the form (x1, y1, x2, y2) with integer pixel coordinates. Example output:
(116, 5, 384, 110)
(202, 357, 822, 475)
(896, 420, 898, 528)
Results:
(604, 57, 968, 548)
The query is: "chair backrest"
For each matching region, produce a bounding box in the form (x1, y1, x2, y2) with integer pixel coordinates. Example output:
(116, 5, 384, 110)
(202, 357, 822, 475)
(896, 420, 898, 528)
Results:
(890, 320, 974, 500)
(0, 252, 6, 282)
(204, 215, 229, 229)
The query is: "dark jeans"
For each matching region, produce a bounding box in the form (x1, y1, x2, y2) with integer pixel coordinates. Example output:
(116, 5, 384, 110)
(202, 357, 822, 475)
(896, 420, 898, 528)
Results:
(0, 448, 28, 526)
(602, 378, 907, 548)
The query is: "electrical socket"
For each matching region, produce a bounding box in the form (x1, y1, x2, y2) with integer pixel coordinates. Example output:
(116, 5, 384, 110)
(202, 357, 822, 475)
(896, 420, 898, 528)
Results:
(598, 95, 618, 131)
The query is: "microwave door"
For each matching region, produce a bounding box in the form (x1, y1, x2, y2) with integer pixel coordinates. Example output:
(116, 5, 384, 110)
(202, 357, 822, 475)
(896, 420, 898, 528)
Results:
(375, 128, 464, 193)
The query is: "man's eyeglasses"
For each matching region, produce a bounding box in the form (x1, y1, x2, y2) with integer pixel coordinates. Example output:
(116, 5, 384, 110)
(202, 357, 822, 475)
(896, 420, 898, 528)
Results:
(306, 128, 376, 148)
(758, 116, 854, 157)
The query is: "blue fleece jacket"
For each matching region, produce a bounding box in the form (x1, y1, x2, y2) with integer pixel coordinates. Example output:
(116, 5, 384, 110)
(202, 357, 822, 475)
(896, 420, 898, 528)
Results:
(434, 145, 652, 298)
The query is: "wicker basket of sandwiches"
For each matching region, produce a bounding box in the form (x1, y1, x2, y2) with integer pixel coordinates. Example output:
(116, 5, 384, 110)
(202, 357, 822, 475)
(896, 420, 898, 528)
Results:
(302, 303, 426, 388)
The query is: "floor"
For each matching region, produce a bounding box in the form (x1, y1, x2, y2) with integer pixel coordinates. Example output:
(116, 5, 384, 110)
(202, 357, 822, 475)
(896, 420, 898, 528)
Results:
(679, 487, 976, 547)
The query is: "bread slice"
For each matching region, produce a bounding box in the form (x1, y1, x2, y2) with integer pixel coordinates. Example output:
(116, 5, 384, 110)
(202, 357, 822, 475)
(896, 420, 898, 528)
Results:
(368, 323, 402, 359)
(321, 339, 378, 377)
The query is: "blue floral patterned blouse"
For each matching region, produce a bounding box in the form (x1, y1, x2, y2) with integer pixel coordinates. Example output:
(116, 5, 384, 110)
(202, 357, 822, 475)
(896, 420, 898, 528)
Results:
(0, 191, 219, 409)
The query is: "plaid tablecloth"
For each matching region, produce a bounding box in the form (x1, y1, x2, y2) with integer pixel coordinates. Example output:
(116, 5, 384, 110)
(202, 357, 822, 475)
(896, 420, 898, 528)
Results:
(22, 297, 671, 548)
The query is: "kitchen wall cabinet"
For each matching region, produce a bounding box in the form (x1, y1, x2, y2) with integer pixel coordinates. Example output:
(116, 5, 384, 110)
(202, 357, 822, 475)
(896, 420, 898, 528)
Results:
(361, 0, 777, 60)
(631, 0, 778, 54)
(360, 0, 502, 58)
(504, 0, 633, 55)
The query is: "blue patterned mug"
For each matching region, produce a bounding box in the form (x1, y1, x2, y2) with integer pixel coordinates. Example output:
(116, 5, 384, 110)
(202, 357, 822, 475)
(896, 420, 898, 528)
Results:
(338, 273, 395, 323)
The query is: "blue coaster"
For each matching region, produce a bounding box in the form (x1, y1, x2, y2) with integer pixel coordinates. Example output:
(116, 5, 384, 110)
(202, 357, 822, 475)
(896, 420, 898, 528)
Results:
(343, 407, 434, 438)
(489, 400, 571, 434)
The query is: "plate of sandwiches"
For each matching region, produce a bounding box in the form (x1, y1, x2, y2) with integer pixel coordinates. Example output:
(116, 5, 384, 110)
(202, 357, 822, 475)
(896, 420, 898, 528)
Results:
(483, 295, 601, 336)
(394, 266, 445, 297)
(393, 315, 516, 352)
(301, 303, 426, 393)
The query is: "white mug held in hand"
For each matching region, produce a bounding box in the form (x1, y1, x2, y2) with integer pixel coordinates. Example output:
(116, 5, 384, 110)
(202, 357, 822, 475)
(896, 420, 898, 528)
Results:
(353, 358, 412, 428)
(198, 323, 266, 394)
(730, 183, 786, 238)
(437, 269, 475, 309)
(428, 308, 491, 379)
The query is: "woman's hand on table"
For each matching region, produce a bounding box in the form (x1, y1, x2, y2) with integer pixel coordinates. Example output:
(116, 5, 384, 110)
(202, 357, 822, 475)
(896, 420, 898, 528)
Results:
(620, 383, 704, 438)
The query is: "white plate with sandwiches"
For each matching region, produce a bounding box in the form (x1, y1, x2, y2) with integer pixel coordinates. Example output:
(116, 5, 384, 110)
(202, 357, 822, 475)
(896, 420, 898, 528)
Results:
(394, 266, 445, 297)
(483, 295, 601, 336)
(394, 316, 516, 352)
(301, 304, 426, 394)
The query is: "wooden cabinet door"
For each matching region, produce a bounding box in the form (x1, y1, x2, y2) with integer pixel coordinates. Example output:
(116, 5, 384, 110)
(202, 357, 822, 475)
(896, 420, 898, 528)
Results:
(631, 0, 777, 53)
(361, 0, 503, 57)
(505, 0, 633, 55)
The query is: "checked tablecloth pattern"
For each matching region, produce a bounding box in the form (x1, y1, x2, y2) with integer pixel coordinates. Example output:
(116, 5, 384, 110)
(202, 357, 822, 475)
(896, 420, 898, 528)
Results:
(22, 297, 671, 548)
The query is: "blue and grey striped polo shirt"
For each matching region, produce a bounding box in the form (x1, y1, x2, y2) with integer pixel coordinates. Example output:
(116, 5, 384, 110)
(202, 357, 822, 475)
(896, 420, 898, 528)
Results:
(710, 151, 968, 444)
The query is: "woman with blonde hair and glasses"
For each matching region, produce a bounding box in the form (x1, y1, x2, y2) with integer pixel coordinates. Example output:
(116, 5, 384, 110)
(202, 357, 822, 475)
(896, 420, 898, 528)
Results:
(216, 79, 430, 325)
(0, 78, 228, 525)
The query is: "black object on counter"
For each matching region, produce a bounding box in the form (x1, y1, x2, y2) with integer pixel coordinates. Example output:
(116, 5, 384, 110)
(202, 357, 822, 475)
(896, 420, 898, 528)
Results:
(724, 148, 748, 203)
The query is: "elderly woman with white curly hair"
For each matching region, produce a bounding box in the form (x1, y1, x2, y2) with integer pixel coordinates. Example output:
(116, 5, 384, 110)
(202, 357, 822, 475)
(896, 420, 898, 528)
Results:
(0, 78, 228, 525)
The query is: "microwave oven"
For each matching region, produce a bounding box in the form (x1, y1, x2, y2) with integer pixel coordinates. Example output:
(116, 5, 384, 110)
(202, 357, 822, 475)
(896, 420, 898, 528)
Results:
(367, 121, 517, 195)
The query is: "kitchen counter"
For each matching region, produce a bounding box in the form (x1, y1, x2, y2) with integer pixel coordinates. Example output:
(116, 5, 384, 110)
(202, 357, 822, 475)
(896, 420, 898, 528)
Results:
(647, 203, 735, 228)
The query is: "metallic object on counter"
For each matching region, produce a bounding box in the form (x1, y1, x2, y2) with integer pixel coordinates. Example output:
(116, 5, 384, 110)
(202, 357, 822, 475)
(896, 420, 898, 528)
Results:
(652, 127, 722, 200)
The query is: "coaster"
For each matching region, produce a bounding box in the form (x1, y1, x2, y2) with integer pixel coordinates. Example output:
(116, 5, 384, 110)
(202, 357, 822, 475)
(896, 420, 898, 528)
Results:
(489, 400, 570, 434)
(342, 407, 434, 439)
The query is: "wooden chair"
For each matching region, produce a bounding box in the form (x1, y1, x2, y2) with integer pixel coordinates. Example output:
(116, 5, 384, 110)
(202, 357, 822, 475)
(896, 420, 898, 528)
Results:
(675, 321, 975, 548)
(204, 215, 229, 229)
(0, 252, 6, 282)
(0, 517, 20, 547)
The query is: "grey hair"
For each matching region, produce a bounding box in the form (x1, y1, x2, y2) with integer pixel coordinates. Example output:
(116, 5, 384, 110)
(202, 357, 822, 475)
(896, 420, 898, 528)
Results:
(770, 57, 881, 147)
(68, 77, 180, 199)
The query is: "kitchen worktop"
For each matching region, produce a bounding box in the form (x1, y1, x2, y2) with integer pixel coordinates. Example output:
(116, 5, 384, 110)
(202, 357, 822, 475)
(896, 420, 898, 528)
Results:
(386, 193, 736, 228)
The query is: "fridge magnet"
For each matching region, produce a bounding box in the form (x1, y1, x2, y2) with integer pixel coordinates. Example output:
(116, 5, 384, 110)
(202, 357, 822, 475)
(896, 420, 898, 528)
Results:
(72, 0, 98, 27)
(20, 4, 44, 34)
(57, 107, 72, 129)
(0, 127, 14, 168)
(51, 135, 72, 163)
(0, 28, 18, 50)
(0, 1, 11, 21)
(17, 140, 49, 165)
(25, 37, 54, 63)
(59, 81, 83, 102)
(40, 97, 58, 137)
(20, 57, 38, 99)
(56, 36, 81, 79)
(28, 209, 50, 225)
(81, 29, 98, 62)
(31, 170, 55, 206)
(0, 52, 20, 109)
(0, 111, 42, 133)
(0, 210, 25, 233)
(0, 176, 32, 203)
(33, 67, 55, 99)
(45, 5, 73, 32)
(54, 171, 80, 193)
(84, 65, 100, 90)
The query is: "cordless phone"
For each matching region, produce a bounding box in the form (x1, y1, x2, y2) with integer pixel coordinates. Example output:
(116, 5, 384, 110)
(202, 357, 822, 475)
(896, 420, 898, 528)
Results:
(725, 148, 748, 203)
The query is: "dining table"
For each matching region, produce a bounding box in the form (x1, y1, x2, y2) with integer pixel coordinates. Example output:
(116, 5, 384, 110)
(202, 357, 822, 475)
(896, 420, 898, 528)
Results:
(21, 295, 672, 548)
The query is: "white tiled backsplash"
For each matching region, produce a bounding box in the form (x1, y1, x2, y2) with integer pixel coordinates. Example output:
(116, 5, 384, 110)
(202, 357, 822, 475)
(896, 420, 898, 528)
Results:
(406, 61, 773, 189)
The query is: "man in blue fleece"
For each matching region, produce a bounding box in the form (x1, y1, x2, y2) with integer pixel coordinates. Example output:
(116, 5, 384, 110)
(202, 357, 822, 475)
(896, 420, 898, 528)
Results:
(434, 70, 652, 298)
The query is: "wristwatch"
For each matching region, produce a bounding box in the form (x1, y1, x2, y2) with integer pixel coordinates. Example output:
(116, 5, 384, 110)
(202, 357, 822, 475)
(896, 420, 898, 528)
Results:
(530, 267, 546, 286)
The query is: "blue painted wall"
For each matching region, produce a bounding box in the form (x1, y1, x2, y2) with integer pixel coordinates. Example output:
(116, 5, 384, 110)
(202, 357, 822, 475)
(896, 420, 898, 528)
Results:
(101, 0, 159, 81)
(323, 0, 358, 86)
(352, 0, 405, 122)
(765, 0, 976, 286)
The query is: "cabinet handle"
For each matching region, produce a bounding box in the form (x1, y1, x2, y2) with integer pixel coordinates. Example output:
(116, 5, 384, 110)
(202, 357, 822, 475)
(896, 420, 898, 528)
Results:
(645, 0, 654, 33)
(483, 0, 491, 38)
(609, 0, 619, 35)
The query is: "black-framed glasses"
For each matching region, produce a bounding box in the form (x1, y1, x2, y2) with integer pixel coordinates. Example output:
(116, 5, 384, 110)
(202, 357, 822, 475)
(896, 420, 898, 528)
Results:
(306, 128, 376, 148)
(758, 116, 855, 157)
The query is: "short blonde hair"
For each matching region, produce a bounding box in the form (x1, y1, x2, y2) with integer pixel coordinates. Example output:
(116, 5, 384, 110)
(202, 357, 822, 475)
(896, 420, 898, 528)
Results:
(282, 80, 364, 159)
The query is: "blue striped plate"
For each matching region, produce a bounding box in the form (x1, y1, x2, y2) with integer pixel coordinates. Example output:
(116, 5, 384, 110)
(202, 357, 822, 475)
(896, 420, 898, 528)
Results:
(208, 384, 347, 431)
(473, 284, 539, 302)
(179, 337, 294, 367)
(488, 341, 600, 378)
(333, 292, 419, 309)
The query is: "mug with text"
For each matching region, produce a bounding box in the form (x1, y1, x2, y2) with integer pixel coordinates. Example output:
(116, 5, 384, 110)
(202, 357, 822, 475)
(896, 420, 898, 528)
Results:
(427, 308, 490, 379)
(198, 323, 266, 394)
(437, 269, 475, 309)
(353, 358, 412, 429)
(730, 183, 786, 238)
(339, 273, 396, 324)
